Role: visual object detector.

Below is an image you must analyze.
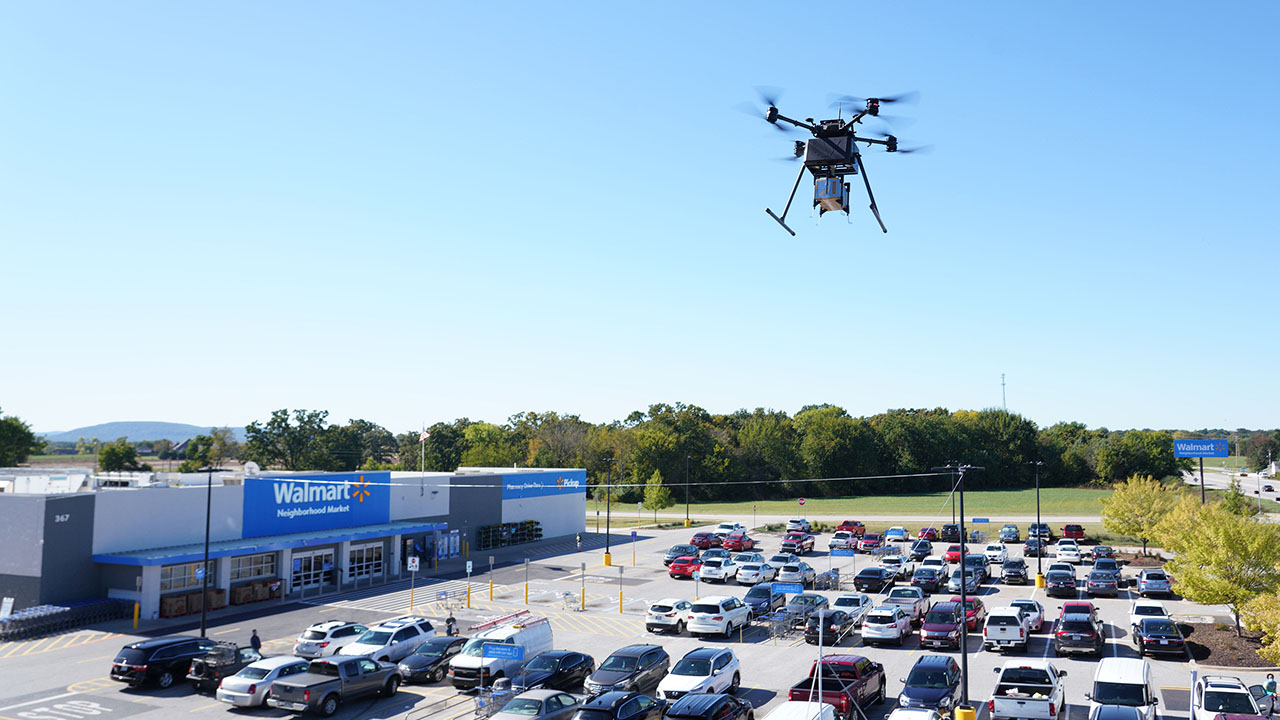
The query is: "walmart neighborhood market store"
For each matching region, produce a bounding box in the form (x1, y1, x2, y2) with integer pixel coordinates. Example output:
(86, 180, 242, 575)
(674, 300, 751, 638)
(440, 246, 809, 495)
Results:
(0, 468, 585, 619)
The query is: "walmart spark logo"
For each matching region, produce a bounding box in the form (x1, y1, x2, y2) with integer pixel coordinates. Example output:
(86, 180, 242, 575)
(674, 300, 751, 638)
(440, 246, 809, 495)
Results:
(352, 476, 371, 503)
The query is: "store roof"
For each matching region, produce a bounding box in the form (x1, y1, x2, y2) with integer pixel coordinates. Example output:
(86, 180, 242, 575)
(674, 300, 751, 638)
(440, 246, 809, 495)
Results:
(92, 520, 448, 566)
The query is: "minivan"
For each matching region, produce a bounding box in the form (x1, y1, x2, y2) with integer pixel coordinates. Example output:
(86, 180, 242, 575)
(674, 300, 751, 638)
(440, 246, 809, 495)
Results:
(449, 616, 554, 688)
(1086, 658, 1157, 720)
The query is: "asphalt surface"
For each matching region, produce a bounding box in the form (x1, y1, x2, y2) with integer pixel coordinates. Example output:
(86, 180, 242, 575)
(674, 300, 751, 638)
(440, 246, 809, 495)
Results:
(0, 522, 1266, 720)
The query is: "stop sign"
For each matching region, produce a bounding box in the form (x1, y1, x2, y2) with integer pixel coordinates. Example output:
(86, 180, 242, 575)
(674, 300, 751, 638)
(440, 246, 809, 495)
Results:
(798, 498, 806, 506)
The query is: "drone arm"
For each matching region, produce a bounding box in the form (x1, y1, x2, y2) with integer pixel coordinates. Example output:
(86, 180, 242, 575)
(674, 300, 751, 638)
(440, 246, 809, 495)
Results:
(772, 112, 817, 133)
(839, 110, 871, 133)
(854, 153, 888, 233)
(765, 160, 807, 236)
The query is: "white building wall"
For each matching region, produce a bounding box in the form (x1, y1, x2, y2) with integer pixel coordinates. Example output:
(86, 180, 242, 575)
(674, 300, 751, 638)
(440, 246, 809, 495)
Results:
(388, 472, 451, 521)
(501, 493, 586, 540)
(92, 485, 245, 554)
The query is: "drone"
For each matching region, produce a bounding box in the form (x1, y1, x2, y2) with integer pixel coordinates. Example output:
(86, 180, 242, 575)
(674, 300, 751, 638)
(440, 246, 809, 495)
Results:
(745, 91, 921, 236)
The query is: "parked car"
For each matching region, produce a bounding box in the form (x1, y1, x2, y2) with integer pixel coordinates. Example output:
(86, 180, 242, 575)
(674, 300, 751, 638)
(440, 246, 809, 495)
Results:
(449, 617, 555, 690)
(853, 567, 896, 593)
(948, 596, 986, 631)
(917, 527, 939, 541)
(1054, 540, 1082, 564)
(1133, 617, 1186, 657)
(1045, 571, 1077, 598)
(493, 690, 582, 720)
(664, 693, 753, 720)
(215, 656, 311, 708)
(1000, 558, 1029, 585)
(646, 598, 696, 634)
(687, 596, 751, 639)
(861, 606, 911, 645)
(879, 555, 914, 580)
(572, 691, 666, 720)
(805, 609, 858, 644)
(1053, 612, 1105, 657)
(187, 642, 263, 692)
(778, 562, 817, 587)
(858, 533, 884, 553)
(963, 554, 990, 583)
(1009, 599, 1045, 632)
(909, 540, 933, 561)
(983, 543, 1008, 565)
(512, 650, 594, 693)
(702, 548, 730, 562)
(293, 621, 370, 659)
(831, 594, 873, 625)
(785, 594, 829, 623)
(1062, 524, 1086, 541)
(829, 531, 857, 550)
(397, 636, 467, 684)
(911, 567, 943, 594)
(781, 532, 815, 555)
(787, 519, 813, 533)
(1086, 570, 1120, 597)
(1092, 557, 1121, 574)
(716, 522, 746, 535)
(1023, 538, 1047, 558)
(1048, 562, 1077, 578)
(999, 525, 1020, 543)
(337, 615, 434, 663)
(669, 556, 703, 579)
(723, 533, 756, 552)
(787, 655, 886, 720)
(743, 585, 787, 616)
(943, 545, 968, 563)
(989, 661, 1067, 720)
(1128, 600, 1170, 633)
(1091, 545, 1116, 560)
(1059, 600, 1099, 620)
(884, 586, 931, 625)
(982, 606, 1031, 653)
(657, 647, 740, 701)
(736, 562, 777, 586)
(885, 527, 910, 542)
(945, 569, 980, 594)
(769, 552, 799, 567)
(690, 532, 719, 550)
(919, 603, 964, 649)
(267, 657, 401, 716)
(699, 558, 739, 583)
(1029, 523, 1053, 541)
(1136, 569, 1173, 597)
(585, 645, 670, 694)
(897, 655, 961, 713)
(939, 525, 961, 543)
(665, 545, 702, 566)
(919, 556, 949, 575)
(110, 635, 217, 688)
(837, 520, 866, 536)
(734, 552, 766, 565)
(1191, 675, 1273, 720)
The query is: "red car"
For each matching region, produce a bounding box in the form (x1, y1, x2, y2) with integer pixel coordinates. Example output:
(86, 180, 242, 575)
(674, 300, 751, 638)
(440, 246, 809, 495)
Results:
(723, 533, 755, 551)
(1061, 524, 1086, 541)
(689, 532, 717, 549)
(943, 544, 970, 563)
(948, 596, 986, 630)
(668, 556, 702, 579)
(857, 533, 883, 552)
(1057, 600, 1098, 620)
(837, 520, 866, 536)
(917, 527, 939, 540)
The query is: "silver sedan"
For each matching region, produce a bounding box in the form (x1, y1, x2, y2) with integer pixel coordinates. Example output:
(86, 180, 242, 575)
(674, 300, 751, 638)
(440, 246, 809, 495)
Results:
(216, 656, 311, 708)
(491, 689, 582, 720)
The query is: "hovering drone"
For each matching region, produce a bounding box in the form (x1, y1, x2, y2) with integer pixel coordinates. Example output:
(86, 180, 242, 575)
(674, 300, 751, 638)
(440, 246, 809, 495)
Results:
(746, 91, 921, 236)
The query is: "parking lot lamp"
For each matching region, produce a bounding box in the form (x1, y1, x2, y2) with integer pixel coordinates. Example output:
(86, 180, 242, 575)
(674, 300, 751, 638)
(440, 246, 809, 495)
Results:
(197, 465, 215, 638)
(604, 458, 616, 566)
(933, 463, 984, 706)
(1027, 460, 1045, 580)
(685, 455, 691, 528)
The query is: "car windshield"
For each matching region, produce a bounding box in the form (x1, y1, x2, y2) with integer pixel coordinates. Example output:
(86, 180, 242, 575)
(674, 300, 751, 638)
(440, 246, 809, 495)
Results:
(864, 614, 892, 624)
(1012, 601, 1037, 613)
(1089, 572, 1115, 581)
(301, 630, 328, 640)
(926, 610, 956, 624)
(703, 560, 723, 568)
(650, 604, 674, 613)
(237, 667, 272, 680)
(525, 655, 559, 672)
(1204, 691, 1256, 714)
(1047, 572, 1071, 581)
(1060, 620, 1095, 633)
(740, 564, 761, 572)
(672, 658, 711, 676)
(834, 597, 864, 607)
(1143, 621, 1178, 634)
(1089, 680, 1147, 705)
(783, 565, 801, 573)
(599, 654, 637, 672)
(356, 630, 392, 645)
(692, 603, 722, 614)
(746, 587, 770, 598)
(856, 569, 881, 579)
(1144, 572, 1167, 581)
(791, 596, 821, 606)
(501, 698, 544, 716)
(906, 668, 950, 689)
(864, 534, 880, 541)
(1133, 605, 1163, 616)
(914, 569, 937, 578)
(1005, 560, 1025, 568)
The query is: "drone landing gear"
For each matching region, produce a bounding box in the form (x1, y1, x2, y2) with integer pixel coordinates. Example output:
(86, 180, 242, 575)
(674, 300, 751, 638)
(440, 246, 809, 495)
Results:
(854, 153, 888, 233)
(765, 159, 807, 237)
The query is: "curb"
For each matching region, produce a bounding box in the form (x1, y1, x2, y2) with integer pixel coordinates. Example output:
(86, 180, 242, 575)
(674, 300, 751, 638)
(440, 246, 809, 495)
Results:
(1191, 662, 1280, 672)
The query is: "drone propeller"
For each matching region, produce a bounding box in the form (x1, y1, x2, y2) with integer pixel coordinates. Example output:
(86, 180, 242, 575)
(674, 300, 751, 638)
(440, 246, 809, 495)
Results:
(862, 131, 931, 155)
(829, 91, 919, 107)
(735, 87, 797, 133)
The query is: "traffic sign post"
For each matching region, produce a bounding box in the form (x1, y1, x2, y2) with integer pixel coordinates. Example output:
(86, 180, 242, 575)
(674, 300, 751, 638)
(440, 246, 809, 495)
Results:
(407, 556, 420, 612)
(580, 562, 586, 611)
(1176, 438, 1230, 504)
(637, 502, 642, 528)
(631, 530, 637, 567)
(618, 566, 625, 614)
(489, 555, 495, 601)
(466, 561, 473, 609)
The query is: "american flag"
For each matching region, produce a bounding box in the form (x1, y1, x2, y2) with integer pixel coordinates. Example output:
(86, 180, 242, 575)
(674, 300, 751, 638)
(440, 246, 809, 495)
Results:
(419, 429, 430, 442)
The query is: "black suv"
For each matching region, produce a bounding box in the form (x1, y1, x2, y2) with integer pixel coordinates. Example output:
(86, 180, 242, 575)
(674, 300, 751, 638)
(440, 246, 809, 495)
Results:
(664, 693, 754, 720)
(573, 691, 666, 720)
(1000, 558, 1029, 585)
(939, 524, 961, 543)
(110, 635, 217, 688)
(186, 642, 263, 692)
(1052, 612, 1105, 657)
(585, 645, 670, 695)
(514, 650, 596, 692)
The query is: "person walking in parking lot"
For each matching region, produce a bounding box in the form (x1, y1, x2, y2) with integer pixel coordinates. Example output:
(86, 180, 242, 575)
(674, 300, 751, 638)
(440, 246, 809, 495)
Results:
(445, 612, 457, 636)
(576, 533, 582, 552)
(1265, 673, 1276, 697)
(250, 629, 262, 653)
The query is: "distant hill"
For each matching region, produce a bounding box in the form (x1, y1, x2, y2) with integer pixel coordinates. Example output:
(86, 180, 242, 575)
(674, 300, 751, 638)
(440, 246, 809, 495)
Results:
(38, 422, 247, 444)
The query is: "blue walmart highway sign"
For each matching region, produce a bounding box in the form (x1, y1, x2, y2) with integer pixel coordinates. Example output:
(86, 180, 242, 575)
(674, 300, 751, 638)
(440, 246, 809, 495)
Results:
(1174, 439, 1229, 458)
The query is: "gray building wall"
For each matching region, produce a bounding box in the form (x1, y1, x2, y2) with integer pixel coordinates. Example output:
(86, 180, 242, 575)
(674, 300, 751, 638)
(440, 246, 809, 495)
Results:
(40, 495, 99, 603)
(0, 495, 45, 609)
(93, 484, 244, 554)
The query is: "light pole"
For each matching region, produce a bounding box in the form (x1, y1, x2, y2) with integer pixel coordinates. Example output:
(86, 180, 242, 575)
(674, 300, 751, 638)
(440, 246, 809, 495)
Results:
(933, 463, 984, 709)
(604, 458, 616, 566)
(685, 456, 691, 528)
(198, 465, 215, 638)
(1026, 461, 1045, 581)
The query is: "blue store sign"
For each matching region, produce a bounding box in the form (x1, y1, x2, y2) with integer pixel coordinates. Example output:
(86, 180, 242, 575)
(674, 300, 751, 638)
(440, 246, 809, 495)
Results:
(242, 472, 391, 538)
(1174, 439, 1229, 458)
(501, 470, 587, 500)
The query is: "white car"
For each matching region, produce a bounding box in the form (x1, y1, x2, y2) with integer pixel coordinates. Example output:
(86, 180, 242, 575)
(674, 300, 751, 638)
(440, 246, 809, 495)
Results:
(1047, 562, 1076, 578)
(1010, 598, 1045, 632)
(337, 615, 434, 662)
(1191, 674, 1272, 720)
(832, 594, 873, 625)
(700, 558, 739, 583)
(1128, 600, 1171, 634)
(887, 710, 945, 720)
(919, 556, 950, 575)
(715, 522, 745, 535)
(646, 598, 695, 634)
(1055, 540, 1082, 564)
(736, 562, 777, 585)
(769, 553, 799, 567)
(216, 656, 310, 707)
(878, 555, 913, 579)
(292, 620, 369, 658)
(657, 647, 740, 700)
(734, 552, 766, 565)
(984, 543, 1008, 564)
(787, 518, 813, 533)
(829, 531, 856, 550)
(688, 596, 751, 639)
(778, 562, 817, 586)
(861, 605, 912, 645)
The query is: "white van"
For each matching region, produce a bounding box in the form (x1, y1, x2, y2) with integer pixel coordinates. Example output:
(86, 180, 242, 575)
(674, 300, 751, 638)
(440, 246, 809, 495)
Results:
(762, 700, 838, 720)
(1087, 657, 1156, 720)
(448, 616, 554, 689)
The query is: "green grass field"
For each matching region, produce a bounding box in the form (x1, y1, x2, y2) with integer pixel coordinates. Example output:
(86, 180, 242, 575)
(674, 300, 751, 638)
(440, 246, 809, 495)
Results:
(677, 487, 1114, 519)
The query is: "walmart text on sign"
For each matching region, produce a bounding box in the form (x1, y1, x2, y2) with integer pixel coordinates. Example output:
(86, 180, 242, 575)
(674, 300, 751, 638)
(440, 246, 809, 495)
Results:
(243, 472, 391, 538)
(1174, 439, 1229, 458)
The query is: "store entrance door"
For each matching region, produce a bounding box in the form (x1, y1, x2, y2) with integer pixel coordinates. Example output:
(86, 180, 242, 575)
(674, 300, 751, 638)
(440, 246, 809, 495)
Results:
(292, 549, 335, 590)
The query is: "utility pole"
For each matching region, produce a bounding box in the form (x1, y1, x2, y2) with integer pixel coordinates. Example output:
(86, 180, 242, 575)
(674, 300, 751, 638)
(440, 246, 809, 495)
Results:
(604, 458, 616, 566)
(932, 463, 985, 709)
(1001, 373, 1006, 411)
(685, 456, 691, 528)
(1026, 460, 1045, 581)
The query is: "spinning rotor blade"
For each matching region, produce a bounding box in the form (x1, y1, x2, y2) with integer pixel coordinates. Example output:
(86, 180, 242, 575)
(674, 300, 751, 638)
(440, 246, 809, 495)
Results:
(828, 91, 920, 108)
(735, 99, 796, 133)
(754, 85, 784, 108)
(895, 144, 933, 155)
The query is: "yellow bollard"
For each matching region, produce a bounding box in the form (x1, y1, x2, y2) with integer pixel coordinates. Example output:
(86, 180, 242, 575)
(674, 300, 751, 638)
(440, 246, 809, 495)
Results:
(132, 602, 139, 630)
(524, 583, 529, 605)
(489, 579, 494, 601)
(619, 591, 623, 614)
(410, 586, 415, 614)
(604, 552, 612, 567)
(580, 587, 585, 612)
(1035, 574, 1046, 589)
(684, 518, 690, 527)
(954, 706, 976, 720)
(466, 585, 471, 609)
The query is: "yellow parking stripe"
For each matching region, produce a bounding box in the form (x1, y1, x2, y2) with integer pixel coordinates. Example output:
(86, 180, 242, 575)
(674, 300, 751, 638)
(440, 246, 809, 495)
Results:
(20, 636, 57, 656)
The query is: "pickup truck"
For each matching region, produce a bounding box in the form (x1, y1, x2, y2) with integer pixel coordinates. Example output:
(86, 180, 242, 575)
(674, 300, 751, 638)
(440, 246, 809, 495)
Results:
(787, 655, 886, 720)
(987, 661, 1067, 720)
(268, 657, 401, 717)
(883, 587, 931, 625)
(186, 642, 263, 692)
(781, 533, 815, 555)
(982, 606, 1031, 653)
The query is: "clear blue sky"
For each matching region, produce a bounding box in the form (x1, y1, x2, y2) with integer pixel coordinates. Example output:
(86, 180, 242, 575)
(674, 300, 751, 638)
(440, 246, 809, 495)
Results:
(4, 3, 1277, 435)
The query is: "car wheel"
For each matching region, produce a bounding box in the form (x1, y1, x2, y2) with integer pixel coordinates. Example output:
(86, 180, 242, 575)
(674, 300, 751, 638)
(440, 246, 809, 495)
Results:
(730, 672, 741, 693)
(383, 675, 401, 697)
(321, 694, 340, 717)
(431, 667, 445, 683)
(676, 621, 686, 634)
(156, 671, 174, 689)
(875, 685, 886, 704)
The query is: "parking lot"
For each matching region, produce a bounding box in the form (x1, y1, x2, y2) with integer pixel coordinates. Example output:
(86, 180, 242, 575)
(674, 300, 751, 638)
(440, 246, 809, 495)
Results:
(0, 520, 1258, 720)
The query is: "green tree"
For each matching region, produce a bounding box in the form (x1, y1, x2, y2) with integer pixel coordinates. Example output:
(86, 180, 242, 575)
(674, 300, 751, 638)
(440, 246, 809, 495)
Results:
(460, 422, 522, 467)
(642, 469, 675, 521)
(98, 437, 152, 472)
(1152, 491, 1204, 555)
(1166, 505, 1280, 635)
(1242, 592, 1280, 665)
(0, 408, 44, 465)
(1246, 433, 1278, 473)
(1099, 474, 1174, 554)
(243, 409, 331, 469)
(1221, 476, 1256, 516)
(1095, 430, 1188, 481)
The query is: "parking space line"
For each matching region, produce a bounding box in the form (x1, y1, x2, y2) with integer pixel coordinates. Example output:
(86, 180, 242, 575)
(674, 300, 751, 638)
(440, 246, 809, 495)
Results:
(1, 641, 31, 658)
(77, 654, 115, 664)
(190, 701, 223, 712)
(20, 636, 56, 656)
(212, 627, 241, 636)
